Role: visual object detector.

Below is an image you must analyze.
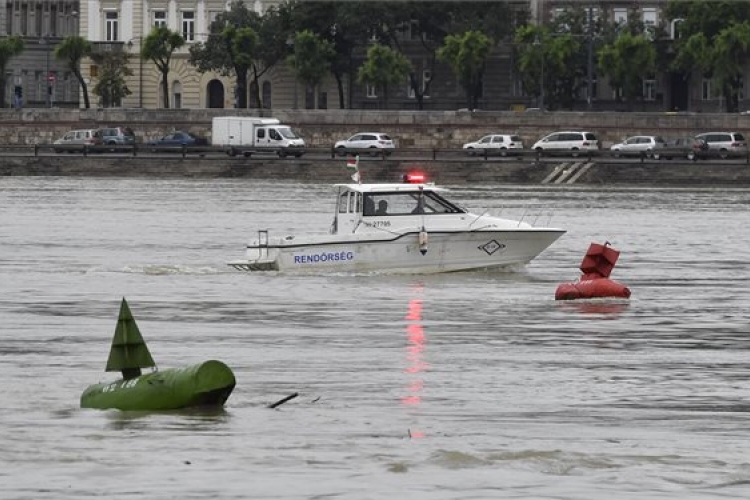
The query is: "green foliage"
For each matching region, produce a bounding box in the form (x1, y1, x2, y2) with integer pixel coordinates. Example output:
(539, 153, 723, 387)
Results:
(142, 26, 185, 108)
(91, 52, 132, 108)
(0, 36, 23, 108)
(289, 30, 335, 91)
(357, 44, 411, 108)
(598, 32, 656, 108)
(666, 0, 750, 111)
(438, 30, 492, 109)
(189, 0, 290, 108)
(55, 36, 92, 108)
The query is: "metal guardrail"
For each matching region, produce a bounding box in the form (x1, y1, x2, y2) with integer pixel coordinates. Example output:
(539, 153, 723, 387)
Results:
(0, 144, 747, 163)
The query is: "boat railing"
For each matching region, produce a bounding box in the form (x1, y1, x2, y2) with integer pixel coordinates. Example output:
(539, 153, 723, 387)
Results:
(517, 203, 557, 227)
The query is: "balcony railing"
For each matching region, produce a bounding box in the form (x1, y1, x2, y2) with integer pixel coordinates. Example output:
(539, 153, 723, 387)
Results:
(90, 41, 126, 54)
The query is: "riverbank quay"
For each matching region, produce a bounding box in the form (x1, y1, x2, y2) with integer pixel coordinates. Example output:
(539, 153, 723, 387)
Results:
(3, 108, 750, 150)
(3, 154, 750, 186)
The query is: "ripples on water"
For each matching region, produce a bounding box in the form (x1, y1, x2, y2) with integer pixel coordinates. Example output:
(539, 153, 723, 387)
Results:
(1, 178, 750, 499)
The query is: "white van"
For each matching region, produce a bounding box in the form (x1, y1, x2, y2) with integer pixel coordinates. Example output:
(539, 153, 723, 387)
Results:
(532, 131, 600, 156)
(211, 116, 306, 158)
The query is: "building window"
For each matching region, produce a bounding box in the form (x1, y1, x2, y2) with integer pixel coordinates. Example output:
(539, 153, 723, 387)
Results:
(181, 11, 195, 41)
(50, 3, 57, 36)
(422, 69, 431, 98)
(613, 8, 627, 26)
(20, 2, 27, 35)
(105, 11, 118, 41)
(172, 81, 182, 108)
(642, 8, 657, 29)
(153, 10, 166, 29)
(208, 10, 222, 29)
(702, 79, 713, 100)
(737, 77, 745, 101)
(406, 77, 415, 99)
(643, 79, 656, 101)
(366, 84, 377, 98)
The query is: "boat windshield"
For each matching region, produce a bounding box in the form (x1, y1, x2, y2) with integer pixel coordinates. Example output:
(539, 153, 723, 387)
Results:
(362, 190, 465, 216)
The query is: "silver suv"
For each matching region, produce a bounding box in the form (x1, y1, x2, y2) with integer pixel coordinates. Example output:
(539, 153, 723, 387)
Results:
(99, 126, 136, 146)
(695, 132, 747, 158)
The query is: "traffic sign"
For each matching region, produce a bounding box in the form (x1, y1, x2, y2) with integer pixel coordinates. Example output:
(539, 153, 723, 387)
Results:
(47, 72, 56, 83)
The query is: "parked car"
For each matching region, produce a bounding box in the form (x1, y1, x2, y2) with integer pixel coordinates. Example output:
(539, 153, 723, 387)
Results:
(53, 129, 103, 153)
(610, 135, 667, 158)
(695, 132, 747, 158)
(147, 131, 209, 151)
(334, 132, 395, 156)
(532, 131, 600, 156)
(99, 126, 136, 146)
(664, 137, 710, 161)
(463, 134, 524, 156)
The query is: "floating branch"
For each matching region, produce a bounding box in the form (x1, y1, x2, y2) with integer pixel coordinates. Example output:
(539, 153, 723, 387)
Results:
(268, 392, 299, 409)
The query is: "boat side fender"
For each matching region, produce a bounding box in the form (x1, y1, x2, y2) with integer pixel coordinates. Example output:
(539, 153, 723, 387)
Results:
(419, 229, 429, 255)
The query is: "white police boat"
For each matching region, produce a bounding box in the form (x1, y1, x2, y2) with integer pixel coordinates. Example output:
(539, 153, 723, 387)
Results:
(228, 178, 565, 274)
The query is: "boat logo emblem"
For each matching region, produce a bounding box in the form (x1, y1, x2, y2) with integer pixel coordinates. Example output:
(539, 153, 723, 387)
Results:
(479, 240, 506, 255)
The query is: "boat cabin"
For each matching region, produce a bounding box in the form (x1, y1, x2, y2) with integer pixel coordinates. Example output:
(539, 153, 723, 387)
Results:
(332, 183, 466, 234)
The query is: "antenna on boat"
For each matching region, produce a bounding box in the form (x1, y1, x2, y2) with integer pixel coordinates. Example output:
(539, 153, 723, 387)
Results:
(105, 298, 156, 380)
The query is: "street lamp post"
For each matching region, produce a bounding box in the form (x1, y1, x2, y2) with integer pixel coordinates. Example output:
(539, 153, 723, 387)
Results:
(586, 4, 594, 110)
(286, 36, 298, 110)
(534, 37, 545, 111)
(126, 37, 144, 107)
(40, 37, 52, 107)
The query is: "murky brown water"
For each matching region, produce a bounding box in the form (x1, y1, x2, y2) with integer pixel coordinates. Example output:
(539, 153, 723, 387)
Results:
(1, 178, 749, 499)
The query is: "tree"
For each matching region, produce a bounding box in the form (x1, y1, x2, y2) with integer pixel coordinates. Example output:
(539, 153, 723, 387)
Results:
(711, 22, 750, 112)
(514, 24, 582, 110)
(189, 0, 289, 109)
(666, 0, 750, 111)
(289, 30, 335, 108)
(142, 26, 185, 108)
(357, 44, 411, 108)
(0, 36, 24, 108)
(438, 30, 492, 110)
(598, 33, 656, 110)
(91, 52, 132, 107)
(55, 36, 92, 109)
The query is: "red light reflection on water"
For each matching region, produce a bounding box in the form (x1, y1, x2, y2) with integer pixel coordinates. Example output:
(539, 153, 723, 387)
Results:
(402, 291, 428, 438)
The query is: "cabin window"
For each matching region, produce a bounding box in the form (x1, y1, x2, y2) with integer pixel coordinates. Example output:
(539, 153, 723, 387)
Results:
(363, 191, 464, 216)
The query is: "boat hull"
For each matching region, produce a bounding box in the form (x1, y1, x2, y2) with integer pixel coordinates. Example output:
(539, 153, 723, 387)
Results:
(80, 360, 236, 411)
(229, 229, 564, 274)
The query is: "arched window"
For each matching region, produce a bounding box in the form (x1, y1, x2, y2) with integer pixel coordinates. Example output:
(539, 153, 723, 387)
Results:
(262, 81, 272, 109)
(207, 79, 224, 108)
(172, 80, 182, 109)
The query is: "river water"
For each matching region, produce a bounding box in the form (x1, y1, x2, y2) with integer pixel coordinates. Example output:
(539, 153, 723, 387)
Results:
(1, 178, 749, 499)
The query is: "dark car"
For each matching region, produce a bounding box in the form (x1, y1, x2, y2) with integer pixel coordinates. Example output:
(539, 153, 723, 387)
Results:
(147, 131, 209, 152)
(664, 137, 709, 161)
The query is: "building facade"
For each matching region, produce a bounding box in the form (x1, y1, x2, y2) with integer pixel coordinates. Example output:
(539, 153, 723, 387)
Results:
(2, 0, 80, 108)
(2, 0, 746, 112)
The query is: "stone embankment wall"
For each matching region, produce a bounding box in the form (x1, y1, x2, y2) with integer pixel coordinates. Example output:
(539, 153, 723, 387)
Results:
(2, 109, 750, 149)
(3, 155, 749, 186)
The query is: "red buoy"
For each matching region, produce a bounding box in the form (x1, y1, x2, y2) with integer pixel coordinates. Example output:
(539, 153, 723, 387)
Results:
(555, 242, 631, 300)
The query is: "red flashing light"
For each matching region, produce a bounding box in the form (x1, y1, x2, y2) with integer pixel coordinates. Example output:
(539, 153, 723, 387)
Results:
(403, 172, 427, 184)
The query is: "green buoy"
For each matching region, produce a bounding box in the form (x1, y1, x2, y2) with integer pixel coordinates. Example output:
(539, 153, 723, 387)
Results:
(80, 298, 236, 411)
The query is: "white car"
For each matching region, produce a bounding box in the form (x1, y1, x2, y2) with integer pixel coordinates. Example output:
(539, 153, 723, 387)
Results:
(334, 132, 395, 156)
(610, 135, 667, 158)
(463, 134, 524, 156)
(532, 131, 600, 156)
